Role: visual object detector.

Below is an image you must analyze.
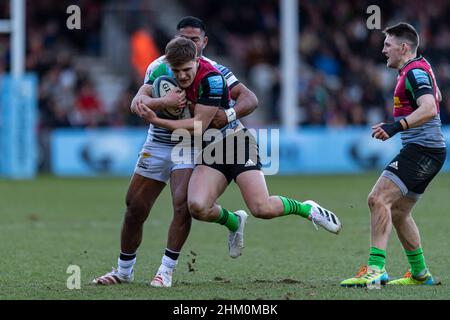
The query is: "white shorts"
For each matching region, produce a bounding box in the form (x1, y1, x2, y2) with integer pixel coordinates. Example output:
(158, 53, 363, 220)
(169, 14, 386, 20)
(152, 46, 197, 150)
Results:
(134, 142, 195, 183)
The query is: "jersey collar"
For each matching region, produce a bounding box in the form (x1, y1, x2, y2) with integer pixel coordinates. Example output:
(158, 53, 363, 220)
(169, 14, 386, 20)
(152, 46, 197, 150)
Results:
(399, 55, 423, 73)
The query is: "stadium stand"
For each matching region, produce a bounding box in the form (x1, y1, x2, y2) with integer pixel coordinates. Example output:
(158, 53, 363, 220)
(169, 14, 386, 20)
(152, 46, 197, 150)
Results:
(1, 0, 449, 129)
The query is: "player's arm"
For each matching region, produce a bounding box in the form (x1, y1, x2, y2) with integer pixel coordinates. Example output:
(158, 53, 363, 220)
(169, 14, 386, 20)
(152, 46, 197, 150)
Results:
(372, 68, 437, 141)
(131, 63, 186, 115)
(401, 94, 437, 127)
(137, 73, 226, 134)
(211, 83, 258, 128)
(436, 86, 442, 102)
(232, 83, 259, 118)
(138, 103, 218, 135)
(210, 66, 258, 128)
(130, 61, 160, 113)
(130, 84, 185, 114)
(130, 84, 152, 113)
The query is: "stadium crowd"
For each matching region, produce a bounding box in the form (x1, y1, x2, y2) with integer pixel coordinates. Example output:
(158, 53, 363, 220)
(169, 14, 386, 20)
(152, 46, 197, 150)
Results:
(183, 0, 450, 126)
(1, 0, 450, 128)
(0, 0, 110, 128)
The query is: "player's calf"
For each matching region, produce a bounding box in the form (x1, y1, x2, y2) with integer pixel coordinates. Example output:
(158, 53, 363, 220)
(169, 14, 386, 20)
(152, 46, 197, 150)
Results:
(248, 202, 278, 219)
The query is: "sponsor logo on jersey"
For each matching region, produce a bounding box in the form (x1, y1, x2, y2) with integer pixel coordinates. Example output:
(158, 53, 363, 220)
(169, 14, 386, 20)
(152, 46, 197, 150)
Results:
(394, 96, 402, 108)
(412, 69, 431, 88)
(208, 75, 224, 95)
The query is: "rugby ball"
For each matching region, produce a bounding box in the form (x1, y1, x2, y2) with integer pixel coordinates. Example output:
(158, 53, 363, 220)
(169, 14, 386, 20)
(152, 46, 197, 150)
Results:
(152, 75, 183, 118)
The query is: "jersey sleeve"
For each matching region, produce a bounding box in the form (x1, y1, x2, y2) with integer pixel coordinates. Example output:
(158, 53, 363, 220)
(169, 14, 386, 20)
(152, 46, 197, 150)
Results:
(145, 63, 172, 85)
(144, 63, 155, 84)
(405, 68, 434, 101)
(197, 73, 227, 107)
(214, 63, 240, 90)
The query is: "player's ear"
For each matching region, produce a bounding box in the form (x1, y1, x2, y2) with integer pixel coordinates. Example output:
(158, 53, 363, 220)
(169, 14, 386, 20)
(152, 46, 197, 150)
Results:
(203, 36, 208, 48)
(401, 42, 407, 54)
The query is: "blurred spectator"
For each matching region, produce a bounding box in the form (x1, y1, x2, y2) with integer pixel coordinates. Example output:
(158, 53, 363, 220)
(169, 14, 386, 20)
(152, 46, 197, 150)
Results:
(1, 0, 450, 129)
(70, 80, 105, 127)
(0, 0, 106, 130)
(182, 0, 450, 126)
(130, 26, 160, 80)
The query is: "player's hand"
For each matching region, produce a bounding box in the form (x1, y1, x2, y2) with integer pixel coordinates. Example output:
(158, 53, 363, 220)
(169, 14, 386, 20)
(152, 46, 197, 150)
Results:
(162, 89, 187, 109)
(372, 121, 404, 140)
(131, 95, 147, 114)
(210, 109, 228, 128)
(371, 123, 390, 141)
(136, 102, 158, 123)
(138, 95, 153, 107)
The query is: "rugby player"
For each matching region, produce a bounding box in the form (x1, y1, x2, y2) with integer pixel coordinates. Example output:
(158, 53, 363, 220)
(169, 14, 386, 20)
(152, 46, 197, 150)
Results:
(341, 23, 446, 287)
(93, 17, 258, 287)
(138, 37, 342, 273)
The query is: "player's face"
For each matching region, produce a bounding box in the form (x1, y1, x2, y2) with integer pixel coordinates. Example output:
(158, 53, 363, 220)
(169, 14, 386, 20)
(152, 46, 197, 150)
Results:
(382, 35, 404, 69)
(177, 27, 208, 57)
(171, 59, 198, 88)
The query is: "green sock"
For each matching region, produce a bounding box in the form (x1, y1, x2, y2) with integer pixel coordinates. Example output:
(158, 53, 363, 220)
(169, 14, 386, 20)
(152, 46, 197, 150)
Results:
(368, 247, 386, 271)
(405, 248, 427, 277)
(214, 207, 239, 232)
(278, 196, 311, 219)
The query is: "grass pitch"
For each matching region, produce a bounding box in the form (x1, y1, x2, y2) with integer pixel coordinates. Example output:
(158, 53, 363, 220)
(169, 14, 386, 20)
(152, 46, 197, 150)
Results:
(1, 173, 449, 300)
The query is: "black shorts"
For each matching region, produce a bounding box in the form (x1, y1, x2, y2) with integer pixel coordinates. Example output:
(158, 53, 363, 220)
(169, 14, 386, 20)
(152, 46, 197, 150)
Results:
(196, 128, 262, 183)
(383, 143, 446, 196)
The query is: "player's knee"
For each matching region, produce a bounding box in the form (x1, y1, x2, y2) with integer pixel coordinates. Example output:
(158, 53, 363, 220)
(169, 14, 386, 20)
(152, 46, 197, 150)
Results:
(367, 192, 392, 221)
(172, 196, 189, 217)
(172, 189, 187, 210)
(367, 192, 383, 210)
(173, 201, 189, 215)
(172, 202, 191, 224)
(187, 199, 210, 220)
(124, 199, 149, 225)
(368, 185, 398, 209)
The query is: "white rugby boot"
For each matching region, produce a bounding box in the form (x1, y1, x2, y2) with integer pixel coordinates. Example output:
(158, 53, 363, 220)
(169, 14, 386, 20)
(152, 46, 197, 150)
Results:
(150, 266, 173, 288)
(303, 200, 341, 234)
(228, 210, 248, 258)
(92, 267, 134, 285)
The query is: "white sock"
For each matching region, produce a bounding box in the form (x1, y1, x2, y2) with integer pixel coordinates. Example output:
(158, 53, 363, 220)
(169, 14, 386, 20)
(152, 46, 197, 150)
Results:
(160, 255, 178, 272)
(117, 257, 136, 278)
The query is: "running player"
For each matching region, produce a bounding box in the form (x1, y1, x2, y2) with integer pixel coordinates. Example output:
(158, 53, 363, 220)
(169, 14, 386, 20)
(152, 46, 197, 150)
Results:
(92, 17, 258, 287)
(137, 37, 342, 269)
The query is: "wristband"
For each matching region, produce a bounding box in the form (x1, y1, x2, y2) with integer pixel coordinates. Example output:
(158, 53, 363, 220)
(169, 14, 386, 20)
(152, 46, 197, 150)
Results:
(224, 108, 237, 123)
(380, 121, 404, 137)
(402, 118, 410, 129)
